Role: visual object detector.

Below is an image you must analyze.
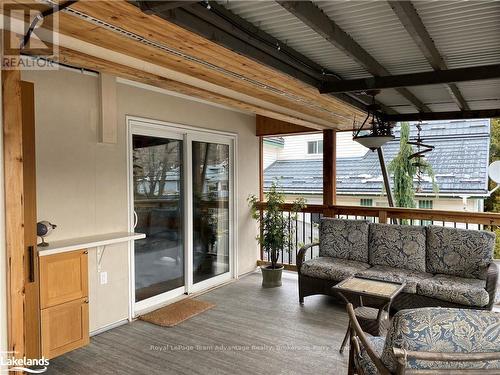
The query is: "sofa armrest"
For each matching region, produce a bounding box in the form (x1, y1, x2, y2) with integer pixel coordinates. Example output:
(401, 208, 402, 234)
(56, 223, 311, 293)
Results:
(486, 262, 498, 310)
(297, 242, 319, 274)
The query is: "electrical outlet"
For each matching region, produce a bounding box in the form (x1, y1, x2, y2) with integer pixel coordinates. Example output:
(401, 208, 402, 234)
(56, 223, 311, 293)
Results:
(100, 271, 108, 285)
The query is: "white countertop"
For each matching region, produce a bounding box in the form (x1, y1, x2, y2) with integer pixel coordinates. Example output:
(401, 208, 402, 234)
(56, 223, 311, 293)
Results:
(38, 232, 146, 256)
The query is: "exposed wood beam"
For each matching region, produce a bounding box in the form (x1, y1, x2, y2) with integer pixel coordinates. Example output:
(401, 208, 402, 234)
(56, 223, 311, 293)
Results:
(8, 0, 365, 128)
(185, 2, 396, 114)
(383, 109, 500, 122)
(256, 115, 317, 136)
(2, 65, 26, 360)
(278, 1, 431, 112)
(145, 2, 371, 113)
(51, 47, 328, 130)
(388, 1, 469, 110)
(320, 64, 500, 93)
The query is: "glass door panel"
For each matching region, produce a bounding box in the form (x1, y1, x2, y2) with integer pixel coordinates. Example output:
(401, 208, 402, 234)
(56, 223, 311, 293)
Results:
(132, 134, 184, 302)
(192, 141, 230, 284)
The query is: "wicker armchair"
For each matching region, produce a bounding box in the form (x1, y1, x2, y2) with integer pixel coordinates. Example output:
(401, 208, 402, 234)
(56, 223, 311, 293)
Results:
(346, 303, 500, 374)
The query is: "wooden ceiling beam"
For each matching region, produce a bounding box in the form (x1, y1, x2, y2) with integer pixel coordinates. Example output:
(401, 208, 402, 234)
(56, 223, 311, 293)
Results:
(278, 1, 431, 113)
(256, 115, 317, 136)
(6, 0, 364, 129)
(320, 64, 500, 93)
(51, 46, 327, 130)
(144, 1, 375, 114)
(388, 1, 469, 111)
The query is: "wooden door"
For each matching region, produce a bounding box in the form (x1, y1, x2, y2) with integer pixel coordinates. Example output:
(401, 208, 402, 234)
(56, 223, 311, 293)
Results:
(41, 298, 89, 359)
(22, 80, 40, 358)
(39, 250, 88, 309)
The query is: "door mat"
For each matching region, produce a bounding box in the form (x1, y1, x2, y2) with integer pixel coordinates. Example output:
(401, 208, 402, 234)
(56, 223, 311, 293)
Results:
(139, 299, 215, 327)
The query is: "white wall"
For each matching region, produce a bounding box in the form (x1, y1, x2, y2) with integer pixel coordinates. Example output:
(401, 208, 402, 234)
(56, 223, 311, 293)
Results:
(273, 132, 368, 161)
(21, 69, 259, 332)
(263, 144, 281, 169)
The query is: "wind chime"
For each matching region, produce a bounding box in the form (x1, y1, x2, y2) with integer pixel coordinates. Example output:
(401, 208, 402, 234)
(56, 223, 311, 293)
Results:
(407, 122, 434, 192)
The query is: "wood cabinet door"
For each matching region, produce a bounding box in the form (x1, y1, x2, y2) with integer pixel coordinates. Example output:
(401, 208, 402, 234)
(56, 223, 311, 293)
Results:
(41, 298, 89, 359)
(40, 250, 88, 309)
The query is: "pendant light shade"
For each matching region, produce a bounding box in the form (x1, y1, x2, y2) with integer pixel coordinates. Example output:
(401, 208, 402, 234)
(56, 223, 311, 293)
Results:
(353, 92, 394, 151)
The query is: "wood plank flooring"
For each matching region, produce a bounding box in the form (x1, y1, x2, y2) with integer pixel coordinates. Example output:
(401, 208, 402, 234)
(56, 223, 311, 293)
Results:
(46, 272, 350, 375)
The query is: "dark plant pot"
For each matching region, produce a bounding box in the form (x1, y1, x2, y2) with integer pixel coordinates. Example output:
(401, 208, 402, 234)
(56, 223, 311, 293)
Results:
(261, 265, 284, 288)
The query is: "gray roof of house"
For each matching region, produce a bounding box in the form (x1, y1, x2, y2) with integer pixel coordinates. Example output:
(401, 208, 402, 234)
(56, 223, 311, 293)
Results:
(264, 119, 491, 196)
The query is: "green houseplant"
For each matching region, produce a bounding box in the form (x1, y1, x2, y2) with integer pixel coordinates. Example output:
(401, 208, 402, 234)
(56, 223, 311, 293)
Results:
(248, 181, 305, 287)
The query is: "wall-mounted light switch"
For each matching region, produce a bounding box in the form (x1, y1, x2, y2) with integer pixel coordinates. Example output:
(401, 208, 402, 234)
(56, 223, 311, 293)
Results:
(100, 271, 108, 285)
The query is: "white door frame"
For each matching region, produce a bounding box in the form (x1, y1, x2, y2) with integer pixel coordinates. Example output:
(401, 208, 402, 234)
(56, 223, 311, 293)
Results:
(126, 116, 238, 317)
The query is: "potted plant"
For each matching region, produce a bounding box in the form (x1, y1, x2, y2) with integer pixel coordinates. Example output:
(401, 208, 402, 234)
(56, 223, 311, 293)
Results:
(248, 181, 305, 288)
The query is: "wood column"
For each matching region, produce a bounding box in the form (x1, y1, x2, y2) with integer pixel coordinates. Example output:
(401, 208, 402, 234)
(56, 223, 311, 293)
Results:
(2, 67, 26, 359)
(323, 129, 337, 213)
(22, 81, 40, 358)
(258, 136, 264, 259)
(259, 136, 264, 201)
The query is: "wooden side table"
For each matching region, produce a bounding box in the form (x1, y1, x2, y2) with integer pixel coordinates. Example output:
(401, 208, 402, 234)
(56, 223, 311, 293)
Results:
(332, 276, 405, 354)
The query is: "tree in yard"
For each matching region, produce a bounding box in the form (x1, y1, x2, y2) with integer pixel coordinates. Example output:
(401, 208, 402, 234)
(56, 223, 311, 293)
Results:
(388, 122, 438, 208)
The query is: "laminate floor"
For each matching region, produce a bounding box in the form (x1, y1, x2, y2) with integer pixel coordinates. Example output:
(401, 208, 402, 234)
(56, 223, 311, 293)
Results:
(46, 272, 350, 375)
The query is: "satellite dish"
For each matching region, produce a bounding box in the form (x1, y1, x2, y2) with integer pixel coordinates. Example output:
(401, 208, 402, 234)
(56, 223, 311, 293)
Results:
(489, 161, 500, 184)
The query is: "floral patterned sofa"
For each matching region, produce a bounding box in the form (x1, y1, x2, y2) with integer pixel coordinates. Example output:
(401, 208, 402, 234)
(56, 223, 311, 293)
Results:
(349, 305, 500, 374)
(297, 218, 498, 310)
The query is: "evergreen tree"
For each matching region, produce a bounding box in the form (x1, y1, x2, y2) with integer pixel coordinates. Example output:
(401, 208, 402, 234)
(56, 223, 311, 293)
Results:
(388, 122, 437, 208)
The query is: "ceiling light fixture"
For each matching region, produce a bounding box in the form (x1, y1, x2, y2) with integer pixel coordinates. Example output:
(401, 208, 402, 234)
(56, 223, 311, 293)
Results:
(352, 90, 394, 151)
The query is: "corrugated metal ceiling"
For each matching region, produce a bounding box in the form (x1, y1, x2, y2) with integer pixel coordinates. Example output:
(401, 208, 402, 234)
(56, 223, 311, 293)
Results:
(216, 1, 500, 115)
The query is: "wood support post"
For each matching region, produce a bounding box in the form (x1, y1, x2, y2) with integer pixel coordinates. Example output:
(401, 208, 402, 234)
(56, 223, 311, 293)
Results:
(323, 129, 336, 211)
(258, 136, 264, 259)
(259, 136, 264, 201)
(2, 67, 26, 359)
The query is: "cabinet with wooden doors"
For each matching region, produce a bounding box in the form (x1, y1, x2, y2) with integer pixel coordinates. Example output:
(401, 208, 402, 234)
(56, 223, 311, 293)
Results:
(39, 249, 89, 359)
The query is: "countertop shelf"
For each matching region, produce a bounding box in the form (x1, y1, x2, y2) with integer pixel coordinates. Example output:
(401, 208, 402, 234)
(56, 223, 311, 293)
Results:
(38, 232, 146, 256)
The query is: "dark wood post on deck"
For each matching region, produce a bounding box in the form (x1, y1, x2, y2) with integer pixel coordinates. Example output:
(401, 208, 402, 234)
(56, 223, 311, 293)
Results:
(323, 129, 337, 216)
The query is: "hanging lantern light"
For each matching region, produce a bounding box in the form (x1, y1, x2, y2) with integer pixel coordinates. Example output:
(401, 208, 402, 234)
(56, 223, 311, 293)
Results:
(352, 90, 394, 151)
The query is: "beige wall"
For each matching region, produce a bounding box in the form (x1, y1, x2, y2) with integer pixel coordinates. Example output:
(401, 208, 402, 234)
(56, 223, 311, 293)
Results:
(21, 69, 259, 332)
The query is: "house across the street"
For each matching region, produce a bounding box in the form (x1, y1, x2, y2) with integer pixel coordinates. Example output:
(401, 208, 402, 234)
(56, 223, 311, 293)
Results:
(264, 119, 491, 212)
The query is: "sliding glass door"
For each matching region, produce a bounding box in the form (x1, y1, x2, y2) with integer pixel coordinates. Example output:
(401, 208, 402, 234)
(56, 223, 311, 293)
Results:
(129, 119, 234, 313)
(192, 141, 230, 284)
(132, 133, 184, 303)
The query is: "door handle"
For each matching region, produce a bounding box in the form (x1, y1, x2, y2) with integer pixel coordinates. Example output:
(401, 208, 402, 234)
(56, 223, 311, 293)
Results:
(28, 245, 35, 283)
(133, 210, 138, 229)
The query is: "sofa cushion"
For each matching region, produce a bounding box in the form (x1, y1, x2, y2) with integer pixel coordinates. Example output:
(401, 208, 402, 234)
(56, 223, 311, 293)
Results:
(417, 274, 489, 307)
(369, 223, 427, 272)
(381, 308, 500, 372)
(301, 257, 370, 281)
(426, 226, 495, 280)
(358, 336, 385, 375)
(357, 265, 433, 294)
(319, 218, 370, 262)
